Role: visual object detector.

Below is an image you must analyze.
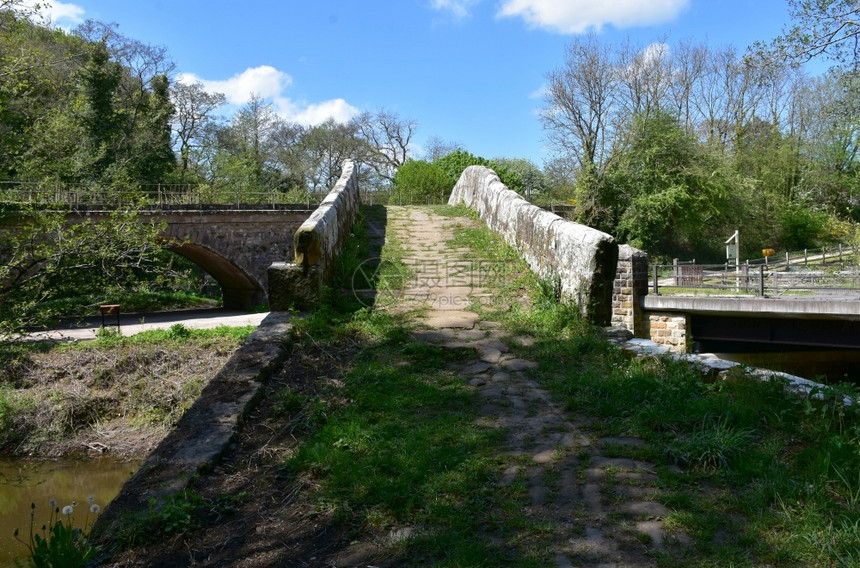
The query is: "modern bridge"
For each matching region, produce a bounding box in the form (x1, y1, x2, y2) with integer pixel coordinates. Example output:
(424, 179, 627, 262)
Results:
(613, 254, 860, 352)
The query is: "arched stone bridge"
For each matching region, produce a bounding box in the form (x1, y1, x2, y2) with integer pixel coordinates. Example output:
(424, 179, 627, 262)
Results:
(66, 205, 315, 308)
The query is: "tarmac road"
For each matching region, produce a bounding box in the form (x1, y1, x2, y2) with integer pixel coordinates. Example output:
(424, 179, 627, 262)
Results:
(25, 308, 271, 342)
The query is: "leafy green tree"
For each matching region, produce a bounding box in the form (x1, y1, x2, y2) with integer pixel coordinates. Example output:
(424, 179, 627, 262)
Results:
(432, 149, 524, 194)
(608, 111, 736, 259)
(76, 41, 123, 179)
(0, 8, 87, 180)
(0, 207, 166, 340)
(128, 73, 176, 186)
(391, 159, 449, 203)
(488, 157, 548, 199)
(776, 202, 832, 250)
(770, 0, 860, 68)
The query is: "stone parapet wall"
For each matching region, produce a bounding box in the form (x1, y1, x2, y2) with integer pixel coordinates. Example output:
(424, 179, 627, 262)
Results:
(448, 166, 617, 325)
(611, 244, 649, 335)
(268, 161, 359, 310)
(644, 312, 690, 352)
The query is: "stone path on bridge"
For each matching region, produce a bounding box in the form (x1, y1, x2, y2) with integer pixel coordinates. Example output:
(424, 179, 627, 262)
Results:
(380, 206, 679, 567)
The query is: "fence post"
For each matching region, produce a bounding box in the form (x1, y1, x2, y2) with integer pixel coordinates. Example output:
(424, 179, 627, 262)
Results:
(653, 264, 660, 295)
(804, 249, 808, 265)
(673, 258, 679, 285)
(758, 265, 765, 297)
(786, 251, 790, 269)
(839, 244, 843, 263)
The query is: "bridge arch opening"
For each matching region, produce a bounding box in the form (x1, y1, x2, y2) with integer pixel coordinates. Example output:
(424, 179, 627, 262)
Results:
(168, 242, 266, 309)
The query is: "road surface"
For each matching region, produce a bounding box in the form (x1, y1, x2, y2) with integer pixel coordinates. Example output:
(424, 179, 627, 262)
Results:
(26, 308, 270, 341)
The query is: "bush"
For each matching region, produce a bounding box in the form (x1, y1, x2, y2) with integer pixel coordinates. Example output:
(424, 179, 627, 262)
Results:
(777, 202, 831, 250)
(391, 159, 450, 204)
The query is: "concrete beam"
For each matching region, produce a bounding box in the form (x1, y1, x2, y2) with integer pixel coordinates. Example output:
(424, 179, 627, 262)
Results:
(642, 295, 860, 320)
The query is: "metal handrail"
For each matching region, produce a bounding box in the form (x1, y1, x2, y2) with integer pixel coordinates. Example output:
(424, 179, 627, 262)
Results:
(650, 262, 860, 297)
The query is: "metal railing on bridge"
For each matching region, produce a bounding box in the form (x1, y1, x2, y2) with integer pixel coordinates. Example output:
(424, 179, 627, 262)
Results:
(0, 182, 326, 211)
(650, 246, 860, 298)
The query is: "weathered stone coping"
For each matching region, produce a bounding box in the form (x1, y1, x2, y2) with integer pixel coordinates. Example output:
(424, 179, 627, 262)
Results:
(606, 332, 853, 406)
(449, 166, 617, 325)
(92, 311, 293, 540)
(268, 161, 360, 310)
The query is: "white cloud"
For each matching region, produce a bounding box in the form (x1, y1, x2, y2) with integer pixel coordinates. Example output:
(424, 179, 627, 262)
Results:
(529, 84, 549, 100)
(19, 0, 85, 29)
(430, 0, 481, 21)
(640, 42, 669, 63)
(497, 0, 689, 33)
(275, 98, 360, 125)
(178, 66, 359, 126)
(177, 66, 292, 106)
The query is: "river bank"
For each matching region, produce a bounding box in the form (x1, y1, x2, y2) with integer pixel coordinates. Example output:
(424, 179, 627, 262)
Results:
(0, 327, 253, 458)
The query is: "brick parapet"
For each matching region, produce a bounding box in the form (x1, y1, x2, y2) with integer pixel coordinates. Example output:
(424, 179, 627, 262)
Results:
(644, 312, 690, 352)
(611, 244, 649, 336)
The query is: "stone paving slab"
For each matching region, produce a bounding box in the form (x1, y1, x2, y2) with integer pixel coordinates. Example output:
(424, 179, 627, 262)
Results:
(385, 206, 676, 567)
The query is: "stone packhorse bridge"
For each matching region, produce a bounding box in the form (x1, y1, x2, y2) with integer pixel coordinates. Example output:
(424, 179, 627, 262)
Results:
(93, 161, 856, 547)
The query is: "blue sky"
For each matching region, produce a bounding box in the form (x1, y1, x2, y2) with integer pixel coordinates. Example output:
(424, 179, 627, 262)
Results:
(28, 0, 797, 165)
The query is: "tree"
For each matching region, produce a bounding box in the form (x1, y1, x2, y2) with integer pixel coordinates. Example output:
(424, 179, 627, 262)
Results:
(269, 120, 308, 194)
(607, 111, 735, 259)
(300, 118, 364, 194)
(391, 159, 449, 203)
(0, 8, 87, 180)
(73, 40, 123, 182)
(0, 207, 166, 340)
(542, 33, 622, 226)
(432, 149, 523, 193)
(491, 157, 548, 199)
(770, 0, 860, 69)
(423, 136, 462, 161)
(170, 80, 226, 182)
(224, 94, 281, 188)
(542, 33, 619, 179)
(127, 73, 176, 186)
(353, 109, 416, 184)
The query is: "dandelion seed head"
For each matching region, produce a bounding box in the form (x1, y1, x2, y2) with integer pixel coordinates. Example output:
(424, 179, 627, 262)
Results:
(48, 499, 57, 508)
(62, 505, 73, 515)
(87, 495, 95, 504)
(90, 504, 100, 514)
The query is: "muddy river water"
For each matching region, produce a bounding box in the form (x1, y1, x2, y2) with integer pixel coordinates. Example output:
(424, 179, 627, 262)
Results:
(0, 457, 142, 566)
